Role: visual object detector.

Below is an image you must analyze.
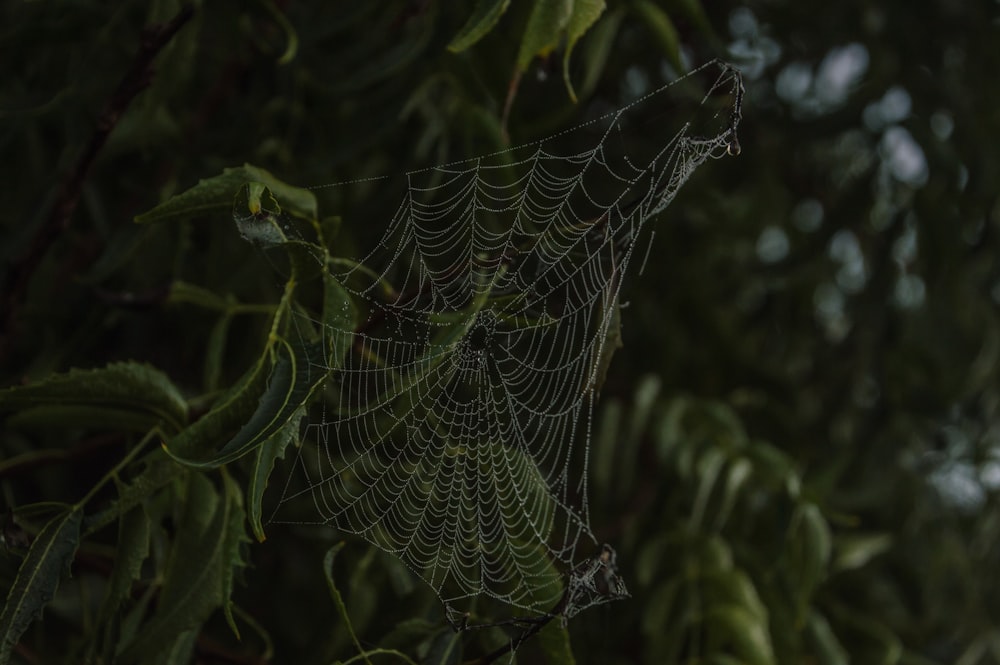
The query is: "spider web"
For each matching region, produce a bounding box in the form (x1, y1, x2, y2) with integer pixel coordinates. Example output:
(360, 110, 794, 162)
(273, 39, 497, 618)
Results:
(272, 60, 743, 619)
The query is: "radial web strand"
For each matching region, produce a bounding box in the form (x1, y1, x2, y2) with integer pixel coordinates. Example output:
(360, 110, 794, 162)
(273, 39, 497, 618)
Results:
(271, 60, 744, 620)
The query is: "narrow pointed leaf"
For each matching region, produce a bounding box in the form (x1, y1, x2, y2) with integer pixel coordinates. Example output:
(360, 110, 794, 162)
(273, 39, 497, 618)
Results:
(537, 621, 576, 665)
(796, 503, 832, 582)
(448, 0, 512, 52)
(665, 0, 716, 38)
(689, 447, 726, 529)
(591, 294, 621, 396)
(87, 507, 151, 662)
(135, 164, 317, 225)
(713, 456, 753, 529)
(248, 409, 302, 542)
(0, 508, 82, 664)
(219, 472, 250, 637)
(257, 0, 299, 64)
(116, 473, 243, 663)
(701, 568, 768, 621)
(833, 533, 892, 572)
(168, 337, 327, 468)
(705, 604, 775, 665)
(204, 312, 234, 393)
(324, 543, 369, 663)
(98, 507, 151, 622)
(516, 0, 573, 71)
(158, 630, 198, 665)
(561, 0, 606, 101)
(632, 0, 684, 73)
(807, 610, 849, 665)
(162, 279, 295, 466)
(0, 362, 187, 434)
(7, 405, 171, 434)
(162, 349, 271, 465)
(247, 269, 355, 538)
(322, 268, 358, 368)
(575, 6, 624, 98)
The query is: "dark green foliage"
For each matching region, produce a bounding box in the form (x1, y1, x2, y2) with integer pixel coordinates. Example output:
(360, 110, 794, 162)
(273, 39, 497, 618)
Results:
(1, 1, 997, 664)
(0, 509, 82, 663)
(0, 364, 187, 434)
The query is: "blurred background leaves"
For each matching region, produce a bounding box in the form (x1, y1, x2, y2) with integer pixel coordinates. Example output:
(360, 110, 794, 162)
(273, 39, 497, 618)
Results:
(1, 0, 999, 664)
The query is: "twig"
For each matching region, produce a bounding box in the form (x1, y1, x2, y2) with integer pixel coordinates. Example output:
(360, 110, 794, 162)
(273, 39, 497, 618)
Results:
(0, 4, 196, 364)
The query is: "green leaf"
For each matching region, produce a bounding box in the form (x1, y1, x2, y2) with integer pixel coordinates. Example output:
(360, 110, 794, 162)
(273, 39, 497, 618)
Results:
(231, 184, 330, 282)
(833, 533, 892, 572)
(219, 472, 250, 638)
(574, 6, 625, 107)
(324, 543, 370, 665)
(799, 502, 833, 577)
(537, 620, 576, 665)
(448, 0, 512, 52)
(0, 362, 187, 434)
(689, 446, 726, 530)
(204, 312, 234, 393)
(116, 472, 245, 663)
(100, 507, 151, 622)
(162, 347, 270, 465)
(232, 182, 294, 246)
(247, 409, 302, 542)
(664, 0, 716, 39)
(150, 629, 198, 665)
(807, 610, 849, 665)
(321, 268, 359, 367)
(0, 508, 82, 665)
(516, 0, 573, 71)
(135, 164, 317, 225)
(245, 269, 354, 537)
(255, 0, 299, 64)
(641, 576, 682, 638)
(167, 249, 355, 469)
(591, 399, 622, 494)
(713, 456, 753, 529)
(705, 604, 775, 665)
(626, 374, 661, 449)
(6, 405, 170, 434)
(161, 278, 295, 466)
(87, 506, 151, 662)
(631, 0, 684, 73)
(591, 293, 622, 396)
(701, 567, 768, 622)
(427, 628, 462, 665)
(705, 655, 751, 665)
(117, 584, 157, 659)
(788, 502, 832, 611)
(168, 336, 327, 468)
(745, 441, 797, 492)
(561, 0, 606, 102)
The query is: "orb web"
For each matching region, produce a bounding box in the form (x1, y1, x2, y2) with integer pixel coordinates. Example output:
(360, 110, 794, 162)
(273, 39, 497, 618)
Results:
(271, 60, 744, 619)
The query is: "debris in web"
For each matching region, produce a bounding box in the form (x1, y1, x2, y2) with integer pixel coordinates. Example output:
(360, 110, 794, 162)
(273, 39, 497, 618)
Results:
(269, 60, 744, 621)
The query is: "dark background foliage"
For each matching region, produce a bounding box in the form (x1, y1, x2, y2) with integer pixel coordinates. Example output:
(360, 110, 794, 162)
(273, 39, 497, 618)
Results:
(2, 1, 998, 664)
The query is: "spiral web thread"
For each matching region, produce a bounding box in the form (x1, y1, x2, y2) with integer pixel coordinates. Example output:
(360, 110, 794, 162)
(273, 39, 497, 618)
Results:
(274, 60, 743, 620)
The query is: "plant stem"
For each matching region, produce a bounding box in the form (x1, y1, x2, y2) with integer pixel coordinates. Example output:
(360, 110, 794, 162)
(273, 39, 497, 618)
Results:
(75, 429, 160, 509)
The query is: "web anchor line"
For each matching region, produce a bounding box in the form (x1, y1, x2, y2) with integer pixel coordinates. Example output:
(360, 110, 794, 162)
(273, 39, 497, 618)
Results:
(275, 59, 743, 627)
